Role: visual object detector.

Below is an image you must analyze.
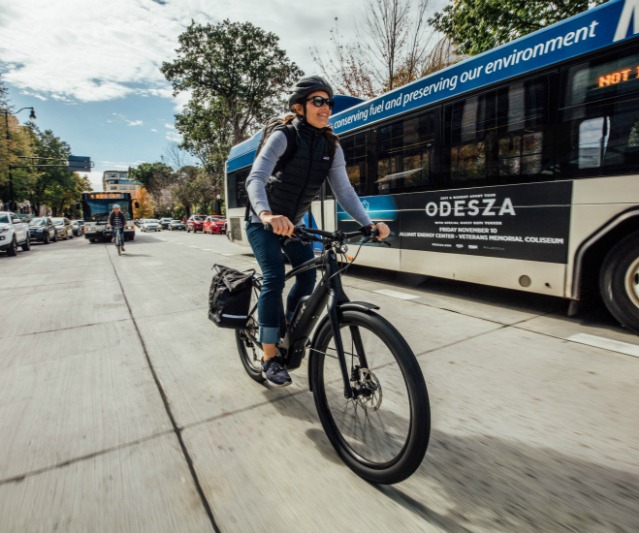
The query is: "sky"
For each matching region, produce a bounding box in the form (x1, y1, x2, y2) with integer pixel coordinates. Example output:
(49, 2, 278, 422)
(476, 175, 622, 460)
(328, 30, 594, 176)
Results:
(0, 0, 446, 191)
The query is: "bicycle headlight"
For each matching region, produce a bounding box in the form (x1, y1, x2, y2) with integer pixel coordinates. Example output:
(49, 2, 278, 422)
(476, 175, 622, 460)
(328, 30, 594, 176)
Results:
(338, 244, 348, 254)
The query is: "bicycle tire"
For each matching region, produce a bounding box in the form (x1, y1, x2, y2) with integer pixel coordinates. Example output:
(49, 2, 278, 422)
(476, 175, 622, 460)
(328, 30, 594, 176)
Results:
(235, 284, 266, 383)
(309, 310, 430, 484)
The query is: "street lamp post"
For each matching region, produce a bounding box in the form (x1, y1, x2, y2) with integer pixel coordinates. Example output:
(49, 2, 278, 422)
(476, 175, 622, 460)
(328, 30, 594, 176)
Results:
(3, 106, 36, 211)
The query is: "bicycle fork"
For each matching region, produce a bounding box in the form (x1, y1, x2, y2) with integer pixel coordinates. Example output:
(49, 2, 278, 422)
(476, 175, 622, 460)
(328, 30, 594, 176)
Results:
(316, 251, 377, 400)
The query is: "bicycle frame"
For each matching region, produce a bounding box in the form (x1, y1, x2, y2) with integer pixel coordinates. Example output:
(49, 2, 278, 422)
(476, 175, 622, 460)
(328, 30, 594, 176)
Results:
(114, 228, 124, 246)
(278, 231, 380, 399)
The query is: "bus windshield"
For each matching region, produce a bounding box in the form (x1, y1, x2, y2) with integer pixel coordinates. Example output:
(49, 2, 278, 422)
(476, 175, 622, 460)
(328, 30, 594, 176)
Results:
(82, 194, 133, 222)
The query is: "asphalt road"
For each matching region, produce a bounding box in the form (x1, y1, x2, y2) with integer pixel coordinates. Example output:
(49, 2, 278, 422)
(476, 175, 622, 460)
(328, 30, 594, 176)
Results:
(1, 230, 637, 533)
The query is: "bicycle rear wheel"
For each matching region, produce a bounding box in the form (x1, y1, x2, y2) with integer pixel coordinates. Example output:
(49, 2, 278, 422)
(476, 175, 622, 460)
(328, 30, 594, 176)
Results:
(309, 310, 430, 484)
(235, 283, 265, 383)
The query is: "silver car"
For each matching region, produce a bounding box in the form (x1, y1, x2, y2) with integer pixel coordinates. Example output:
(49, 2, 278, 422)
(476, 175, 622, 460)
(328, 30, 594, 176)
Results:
(51, 217, 74, 240)
(141, 219, 161, 232)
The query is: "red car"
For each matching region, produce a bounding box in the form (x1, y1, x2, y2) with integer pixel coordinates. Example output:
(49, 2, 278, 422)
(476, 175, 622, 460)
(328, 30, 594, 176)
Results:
(186, 214, 206, 232)
(203, 215, 227, 234)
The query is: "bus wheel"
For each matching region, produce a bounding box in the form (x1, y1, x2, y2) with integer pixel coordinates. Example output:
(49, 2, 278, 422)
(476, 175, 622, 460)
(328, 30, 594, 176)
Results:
(599, 231, 639, 333)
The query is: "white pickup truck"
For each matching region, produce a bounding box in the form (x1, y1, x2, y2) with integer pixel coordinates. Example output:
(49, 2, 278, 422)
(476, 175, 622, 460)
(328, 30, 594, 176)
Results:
(0, 211, 31, 256)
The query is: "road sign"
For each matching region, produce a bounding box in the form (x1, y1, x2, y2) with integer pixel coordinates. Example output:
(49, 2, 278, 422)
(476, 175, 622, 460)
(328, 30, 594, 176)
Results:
(68, 156, 92, 170)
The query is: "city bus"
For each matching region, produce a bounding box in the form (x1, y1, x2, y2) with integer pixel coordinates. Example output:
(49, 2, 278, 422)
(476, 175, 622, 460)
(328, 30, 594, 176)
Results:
(81, 192, 136, 242)
(224, 0, 639, 332)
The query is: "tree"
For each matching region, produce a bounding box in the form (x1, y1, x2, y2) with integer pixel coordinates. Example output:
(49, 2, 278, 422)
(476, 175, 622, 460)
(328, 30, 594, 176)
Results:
(128, 162, 174, 199)
(311, 18, 377, 99)
(172, 98, 232, 189)
(430, 0, 606, 56)
(26, 127, 75, 215)
(171, 166, 216, 217)
(0, 114, 37, 208)
(364, 0, 436, 91)
(133, 187, 155, 219)
(160, 19, 303, 178)
(0, 74, 8, 110)
(312, 0, 438, 96)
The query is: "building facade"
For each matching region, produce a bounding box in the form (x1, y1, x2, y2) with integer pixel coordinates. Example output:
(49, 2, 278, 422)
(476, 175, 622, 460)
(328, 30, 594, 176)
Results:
(102, 170, 140, 199)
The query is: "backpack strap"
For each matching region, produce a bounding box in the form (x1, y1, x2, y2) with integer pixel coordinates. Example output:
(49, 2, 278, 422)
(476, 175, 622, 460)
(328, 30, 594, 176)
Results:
(245, 124, 298, 221)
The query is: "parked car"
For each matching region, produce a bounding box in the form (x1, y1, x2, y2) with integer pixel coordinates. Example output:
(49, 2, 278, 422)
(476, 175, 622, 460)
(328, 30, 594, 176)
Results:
(28, 217, 57, 244)
(168, 219, 186, 231)
(186, 214, 206, 233)
(140, 219, 161, 232)
(0, 211, 31, 255)
(203, 215, 227, 235)
(51, 217, 73, 240)
(70, 219, 84, 236)
(159, 217, 172, 229)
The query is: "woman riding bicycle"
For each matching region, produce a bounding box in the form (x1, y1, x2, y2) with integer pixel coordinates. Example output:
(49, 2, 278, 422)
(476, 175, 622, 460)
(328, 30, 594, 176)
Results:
(108, 204, 126, 252)
(245, 75, 390, 387)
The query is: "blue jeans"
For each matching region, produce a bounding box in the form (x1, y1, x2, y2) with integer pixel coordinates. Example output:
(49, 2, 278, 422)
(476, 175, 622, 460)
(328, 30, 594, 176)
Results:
(113, 227, 124, 245)
(246, 222, 316, 344)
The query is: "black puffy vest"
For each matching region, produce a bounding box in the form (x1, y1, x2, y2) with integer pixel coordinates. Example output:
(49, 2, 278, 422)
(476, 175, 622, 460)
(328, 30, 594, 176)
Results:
(266, 119, 333, 225)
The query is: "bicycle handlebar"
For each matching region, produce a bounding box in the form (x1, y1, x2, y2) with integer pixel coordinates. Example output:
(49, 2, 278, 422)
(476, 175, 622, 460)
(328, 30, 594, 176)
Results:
(263, 224, 390, 246)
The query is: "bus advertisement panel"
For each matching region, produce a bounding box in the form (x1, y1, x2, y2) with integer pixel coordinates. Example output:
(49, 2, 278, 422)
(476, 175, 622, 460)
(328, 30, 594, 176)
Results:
(337, 181, 573, 264)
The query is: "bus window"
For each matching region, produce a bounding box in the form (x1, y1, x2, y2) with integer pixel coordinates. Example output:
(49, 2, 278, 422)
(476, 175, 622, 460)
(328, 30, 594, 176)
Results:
(341, 132, 367, 195)
(560, 100, 639, 174)
(578, 117, 608, 169)
(495, 78, 547, 179)
(227, 169, 249, 209)
(375, 111, 436, 193)
(446, 94, 492, 183)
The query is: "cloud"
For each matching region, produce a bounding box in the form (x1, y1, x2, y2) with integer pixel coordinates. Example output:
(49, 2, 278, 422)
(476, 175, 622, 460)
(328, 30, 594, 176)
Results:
(0, 0, 212, 102)
(164, 123, 181, 142)
(0, 0, 370, 104)
(109, 113, 143, 127)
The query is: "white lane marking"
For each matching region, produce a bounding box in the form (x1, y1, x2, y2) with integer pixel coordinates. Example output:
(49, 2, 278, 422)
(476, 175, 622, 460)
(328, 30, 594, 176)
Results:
(374, 289, 419, 300)
(568, 333, 639, 358)
(222, 253, 234, 256)
(201, 248, 212, 251)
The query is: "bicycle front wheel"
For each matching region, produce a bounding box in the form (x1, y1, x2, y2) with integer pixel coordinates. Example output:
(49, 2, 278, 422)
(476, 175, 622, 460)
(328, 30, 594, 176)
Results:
(309, 310, 430, 484)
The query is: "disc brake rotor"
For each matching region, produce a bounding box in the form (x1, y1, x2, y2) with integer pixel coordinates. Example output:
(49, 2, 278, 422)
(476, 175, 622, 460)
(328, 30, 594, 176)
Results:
(352, 368, 382, 411)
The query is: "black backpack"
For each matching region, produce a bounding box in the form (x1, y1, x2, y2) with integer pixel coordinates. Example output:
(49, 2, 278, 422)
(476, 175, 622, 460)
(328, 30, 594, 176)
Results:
(244, 117, 297, 221)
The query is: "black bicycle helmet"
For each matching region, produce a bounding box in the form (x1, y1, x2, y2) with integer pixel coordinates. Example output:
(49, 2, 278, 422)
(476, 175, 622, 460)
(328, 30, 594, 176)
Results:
(288, 76, 334, 110)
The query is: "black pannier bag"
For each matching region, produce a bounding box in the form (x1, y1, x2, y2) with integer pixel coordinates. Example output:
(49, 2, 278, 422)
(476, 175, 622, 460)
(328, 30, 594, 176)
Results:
(208, 264, 254, 328)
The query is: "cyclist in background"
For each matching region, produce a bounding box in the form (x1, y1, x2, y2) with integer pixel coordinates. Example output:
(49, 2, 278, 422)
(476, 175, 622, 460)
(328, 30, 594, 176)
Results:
(108, 204, 126, 252)
(245, 75, 390, 387)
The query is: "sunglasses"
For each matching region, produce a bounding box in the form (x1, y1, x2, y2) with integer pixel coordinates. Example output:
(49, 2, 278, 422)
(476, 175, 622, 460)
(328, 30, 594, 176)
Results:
(306, 96, 335, 109)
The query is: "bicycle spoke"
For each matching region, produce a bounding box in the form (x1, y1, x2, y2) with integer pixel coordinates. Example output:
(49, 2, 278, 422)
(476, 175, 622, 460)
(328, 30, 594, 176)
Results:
(319, 322, 412, 465)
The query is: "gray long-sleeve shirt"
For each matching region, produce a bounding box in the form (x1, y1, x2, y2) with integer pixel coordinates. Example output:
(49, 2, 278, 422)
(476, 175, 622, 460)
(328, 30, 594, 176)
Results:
(245, 130, 373, 227)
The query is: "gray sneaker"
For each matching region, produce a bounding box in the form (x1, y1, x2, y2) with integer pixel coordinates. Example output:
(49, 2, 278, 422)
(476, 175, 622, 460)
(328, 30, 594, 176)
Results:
(261, 356, 292, 387)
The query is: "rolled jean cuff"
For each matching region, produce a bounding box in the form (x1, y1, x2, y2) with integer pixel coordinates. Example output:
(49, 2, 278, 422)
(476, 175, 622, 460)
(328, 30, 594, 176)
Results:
(258, 325, 280, 345)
